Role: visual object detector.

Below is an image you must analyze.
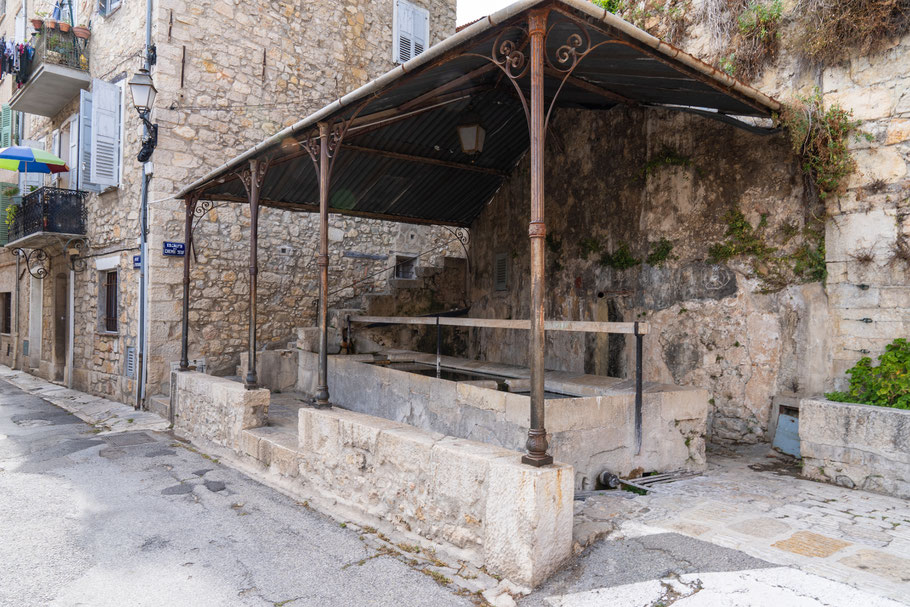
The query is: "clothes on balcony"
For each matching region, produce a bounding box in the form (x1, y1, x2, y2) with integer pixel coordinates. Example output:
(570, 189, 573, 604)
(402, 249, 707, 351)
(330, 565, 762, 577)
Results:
(15, 45, 35, 89)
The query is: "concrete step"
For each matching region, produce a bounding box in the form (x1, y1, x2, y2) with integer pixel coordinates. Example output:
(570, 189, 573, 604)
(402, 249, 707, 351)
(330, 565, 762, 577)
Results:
(147, 394, 170, 420)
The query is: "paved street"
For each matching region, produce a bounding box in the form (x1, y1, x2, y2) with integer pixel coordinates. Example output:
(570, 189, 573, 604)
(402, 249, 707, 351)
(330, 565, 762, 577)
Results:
(0, 379, 471, 607)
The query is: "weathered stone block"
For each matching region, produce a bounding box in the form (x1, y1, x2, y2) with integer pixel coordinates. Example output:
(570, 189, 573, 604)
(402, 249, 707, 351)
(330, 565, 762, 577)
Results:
(799, 397, 910, 499)
(173, 372, 269, 451)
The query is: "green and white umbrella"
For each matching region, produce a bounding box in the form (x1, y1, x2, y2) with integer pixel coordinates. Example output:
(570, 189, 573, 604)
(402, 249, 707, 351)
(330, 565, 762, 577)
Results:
(0, 146, 69, 174)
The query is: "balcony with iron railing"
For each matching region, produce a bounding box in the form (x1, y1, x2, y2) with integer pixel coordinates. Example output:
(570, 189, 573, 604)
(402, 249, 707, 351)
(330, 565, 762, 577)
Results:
(9, 26, 91, 118)
(7, 186, 87, 249)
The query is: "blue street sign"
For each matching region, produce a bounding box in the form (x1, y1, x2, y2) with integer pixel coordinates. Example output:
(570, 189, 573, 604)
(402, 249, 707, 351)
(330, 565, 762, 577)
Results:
(133, 255, 141, 269)
(163, 241, 186, 257)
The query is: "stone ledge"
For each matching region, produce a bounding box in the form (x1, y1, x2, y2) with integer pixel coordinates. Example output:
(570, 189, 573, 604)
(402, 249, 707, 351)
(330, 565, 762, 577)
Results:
(799, 397, 910, 499)
(293, 405, 574, 587)
(173, 371, 269, 449)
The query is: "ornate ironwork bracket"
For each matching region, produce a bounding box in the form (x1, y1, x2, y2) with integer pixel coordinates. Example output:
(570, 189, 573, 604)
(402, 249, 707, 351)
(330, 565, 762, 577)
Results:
(62, 236, 90, 272)
(300, 97, 372, 183)
(13, 248, 48, 279)
(465, 17, 621, 141)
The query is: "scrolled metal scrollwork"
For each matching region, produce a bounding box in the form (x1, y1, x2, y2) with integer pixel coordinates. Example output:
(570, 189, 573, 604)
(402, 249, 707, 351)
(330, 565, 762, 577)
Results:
(492, 27, 531, 80)
(13, 248, 49, 279)
(63, 237, 89, 272)
(191, 199, 225, 235)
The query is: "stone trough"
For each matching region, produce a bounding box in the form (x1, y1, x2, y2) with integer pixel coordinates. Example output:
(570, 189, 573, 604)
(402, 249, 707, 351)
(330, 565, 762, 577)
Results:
(297, 349, 708, 490)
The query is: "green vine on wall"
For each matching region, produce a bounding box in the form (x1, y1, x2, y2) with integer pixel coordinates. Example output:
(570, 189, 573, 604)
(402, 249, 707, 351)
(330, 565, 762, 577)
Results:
(777, 90, 865, 200)
(826, 338, 910, 409)
(708, 208, 826, 291)
(600, 241, 641, 270)
(639, 146, 695, 179)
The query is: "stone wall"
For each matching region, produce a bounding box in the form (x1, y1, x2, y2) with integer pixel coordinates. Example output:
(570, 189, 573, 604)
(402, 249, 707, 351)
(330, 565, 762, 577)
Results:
(466, 105, 827, 443)
(297, 350, 708, 487)
(800, 397, 910, 499)
(0, 0, 460, 405)
(145, 0, 461, 394)
(173, 370, 269, 448)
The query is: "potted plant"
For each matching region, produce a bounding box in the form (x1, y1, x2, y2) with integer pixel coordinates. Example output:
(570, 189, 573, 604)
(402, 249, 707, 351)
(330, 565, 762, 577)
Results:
(31, 11, 46, 30)
(46, 17, 58, 29)
(73, 21, 90, 39)
(59, 20, 71, 32)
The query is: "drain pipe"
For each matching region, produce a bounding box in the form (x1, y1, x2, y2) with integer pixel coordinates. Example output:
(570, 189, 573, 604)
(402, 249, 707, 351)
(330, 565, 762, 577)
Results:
(67, 265, 74, 387)
(135, 0, 153, 409)
(13, 253, 20, 369)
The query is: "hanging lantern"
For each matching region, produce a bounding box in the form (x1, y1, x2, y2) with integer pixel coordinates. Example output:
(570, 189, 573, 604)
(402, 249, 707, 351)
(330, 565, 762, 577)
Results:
(457, 112, 486, 155)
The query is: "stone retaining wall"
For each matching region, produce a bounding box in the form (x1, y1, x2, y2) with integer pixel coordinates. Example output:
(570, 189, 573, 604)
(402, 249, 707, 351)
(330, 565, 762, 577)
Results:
(799, 397, 910, 499)
(282, 406, 574, 587)
(298, 350, 707, 488)
(173, 371, 269, 448)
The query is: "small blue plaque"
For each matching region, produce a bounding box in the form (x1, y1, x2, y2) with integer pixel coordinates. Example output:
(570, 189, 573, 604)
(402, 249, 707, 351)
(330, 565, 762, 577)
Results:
(163, 241, 186, 257)
(133, 255, 141, 269)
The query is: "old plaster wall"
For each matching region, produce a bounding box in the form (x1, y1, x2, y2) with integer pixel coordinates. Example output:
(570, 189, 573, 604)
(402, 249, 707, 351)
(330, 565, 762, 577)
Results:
(676, 0, 910, 399)
(467, 106, 827, 443)
(145, 0, 460, 393)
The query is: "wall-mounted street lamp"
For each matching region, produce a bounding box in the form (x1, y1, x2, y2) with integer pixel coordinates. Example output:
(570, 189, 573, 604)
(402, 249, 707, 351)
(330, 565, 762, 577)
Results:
(457, 111, 486, 156)
(128, 67, 158, 162)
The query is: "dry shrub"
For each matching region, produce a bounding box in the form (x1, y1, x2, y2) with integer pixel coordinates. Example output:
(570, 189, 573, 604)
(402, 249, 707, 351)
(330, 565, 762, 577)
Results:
(730, 1, 784, 80)
(850, 245, 876, 264)
(594, 0, 693, 45)
(891, 236, 910, 265)
(795, 0, 910, 65)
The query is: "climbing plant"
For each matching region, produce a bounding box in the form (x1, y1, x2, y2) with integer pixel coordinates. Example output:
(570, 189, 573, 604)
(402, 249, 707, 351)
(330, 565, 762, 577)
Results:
(729, 0, 784, 80)
(708, 208, 826, 291)
(826, 338, 910, 409)
(778, 89, 864, 200)
(600, 241, 641, 270)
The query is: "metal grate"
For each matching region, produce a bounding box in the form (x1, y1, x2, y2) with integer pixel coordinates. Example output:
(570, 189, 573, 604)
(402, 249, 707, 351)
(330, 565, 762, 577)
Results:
(104, 271, 118, 332)
(394, 255, 417, 279)
(125, 346, 136, 378)
(494, 253, 508, 291)
(9, 186, 87, 243)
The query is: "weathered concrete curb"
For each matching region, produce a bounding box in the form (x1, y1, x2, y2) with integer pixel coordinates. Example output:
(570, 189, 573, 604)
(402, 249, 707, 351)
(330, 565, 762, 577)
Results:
(799, 397, 910, 499)
(0, 365, 169, 434)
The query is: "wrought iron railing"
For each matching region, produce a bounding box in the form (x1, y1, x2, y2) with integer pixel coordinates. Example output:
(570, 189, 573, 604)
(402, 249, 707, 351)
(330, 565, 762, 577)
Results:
(9, 186, 87, 243)
(24, 27, 90, 81)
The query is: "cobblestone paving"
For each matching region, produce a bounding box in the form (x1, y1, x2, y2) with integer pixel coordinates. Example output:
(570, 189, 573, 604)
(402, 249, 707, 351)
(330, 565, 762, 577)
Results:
(574, 445, 910, 604)
(0, 366, 169, 435)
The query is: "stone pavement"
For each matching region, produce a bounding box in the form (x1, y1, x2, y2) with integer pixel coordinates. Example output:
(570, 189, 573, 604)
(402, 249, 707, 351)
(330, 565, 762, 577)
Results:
(0, 365, 168, 435)
(567, 445, 910, 605)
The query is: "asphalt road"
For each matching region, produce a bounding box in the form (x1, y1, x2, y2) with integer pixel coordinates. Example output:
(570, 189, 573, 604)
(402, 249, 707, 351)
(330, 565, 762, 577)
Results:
(0, 379, 471, 607)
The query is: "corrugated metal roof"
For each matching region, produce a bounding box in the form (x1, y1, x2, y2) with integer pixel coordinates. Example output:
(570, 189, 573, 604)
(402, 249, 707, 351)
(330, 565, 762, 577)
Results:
(180, 0, 781, 227)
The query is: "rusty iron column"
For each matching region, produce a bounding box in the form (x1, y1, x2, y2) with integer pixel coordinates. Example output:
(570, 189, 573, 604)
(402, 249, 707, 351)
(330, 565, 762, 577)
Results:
(522, 9, 553, 467)
(315, 122, 331, 406)
(180, 193, 198, 371)
(243, 159, 266, 389)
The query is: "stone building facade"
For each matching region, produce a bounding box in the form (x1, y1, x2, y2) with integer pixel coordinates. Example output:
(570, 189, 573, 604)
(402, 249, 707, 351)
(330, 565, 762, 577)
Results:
(458, 0, 910, 443)
(0, 0, 458, 404)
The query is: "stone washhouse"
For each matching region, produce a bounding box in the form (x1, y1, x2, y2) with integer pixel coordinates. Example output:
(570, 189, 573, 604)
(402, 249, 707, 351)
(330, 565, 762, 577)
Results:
(166, 0, 909, 587)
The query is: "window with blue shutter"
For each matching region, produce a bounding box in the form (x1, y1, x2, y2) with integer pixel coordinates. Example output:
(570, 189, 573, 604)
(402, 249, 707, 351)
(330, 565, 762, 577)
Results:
(394, 0, 430, 64)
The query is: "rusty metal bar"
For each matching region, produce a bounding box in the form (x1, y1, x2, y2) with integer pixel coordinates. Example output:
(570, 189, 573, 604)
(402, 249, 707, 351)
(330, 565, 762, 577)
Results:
(436, 315, 443, 378)
(524, 8, 552, 468)
(635, 321, 644, 455)
(243, 159, 266, 389)
(349, 315, 649, 335)
(315, 122, 331, 407)
(179, 193, 198, 371)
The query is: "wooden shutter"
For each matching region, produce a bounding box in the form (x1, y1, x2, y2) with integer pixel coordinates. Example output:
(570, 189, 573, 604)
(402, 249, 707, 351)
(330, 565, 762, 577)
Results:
(90, 79, 121, 188)
(78, 89, 101, 193)
(395, 0, 429, 63)
(0, 105, 11, 148)
(0, 181, 16, 246)
(412, 5, 428, 56)
(68, 116, 79, 189)
(494, 253, 508, 291)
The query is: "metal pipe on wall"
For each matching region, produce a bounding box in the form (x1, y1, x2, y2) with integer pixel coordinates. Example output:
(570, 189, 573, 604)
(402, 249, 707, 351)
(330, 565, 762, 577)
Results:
(67, 267, 73, 388)
(315, 122, 331, 406)
(179, 195, 195, 371)
(522, 8, 553, 468)
(245, 159, 261, 389)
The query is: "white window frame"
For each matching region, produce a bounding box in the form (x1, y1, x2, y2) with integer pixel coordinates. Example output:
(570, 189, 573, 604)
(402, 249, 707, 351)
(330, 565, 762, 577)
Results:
(393, 0, 430, 64)
(98, 0, 122, 18)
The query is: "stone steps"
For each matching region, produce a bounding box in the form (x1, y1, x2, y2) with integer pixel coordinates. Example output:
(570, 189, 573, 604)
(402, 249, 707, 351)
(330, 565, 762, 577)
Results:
(147, 394, 171, 420)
